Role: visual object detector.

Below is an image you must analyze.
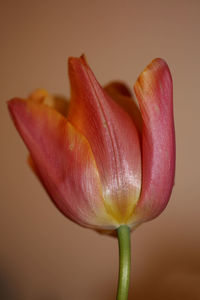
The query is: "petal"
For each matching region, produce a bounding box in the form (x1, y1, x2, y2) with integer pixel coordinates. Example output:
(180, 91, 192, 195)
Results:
(8, 98, 118, 229)
(104, 81, 142, 135)
(67, 56, 141, 224)
(133, 58, 175, 222)
(29, 88, 69, 116)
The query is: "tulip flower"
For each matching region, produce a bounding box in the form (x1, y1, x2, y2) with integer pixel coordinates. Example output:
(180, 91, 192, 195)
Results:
(8, 56, 175, 300)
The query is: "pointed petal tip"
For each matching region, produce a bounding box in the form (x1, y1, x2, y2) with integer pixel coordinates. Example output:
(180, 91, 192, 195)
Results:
(68, 54, 87, 69)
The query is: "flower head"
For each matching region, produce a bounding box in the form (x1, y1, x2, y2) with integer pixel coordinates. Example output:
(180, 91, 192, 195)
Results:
(8, 56, 175, 231)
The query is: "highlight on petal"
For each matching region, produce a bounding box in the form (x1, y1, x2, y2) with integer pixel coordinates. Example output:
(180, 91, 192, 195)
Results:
(133, 58, 175, 222)
(8, 99, 118, 229)
(67, 56, 142, 224)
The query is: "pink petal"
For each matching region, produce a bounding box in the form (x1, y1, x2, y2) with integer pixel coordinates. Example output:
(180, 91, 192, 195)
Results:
(8, 99, 118, 229)
(133, 58, 175, 222)
(68, 56, 141, 224)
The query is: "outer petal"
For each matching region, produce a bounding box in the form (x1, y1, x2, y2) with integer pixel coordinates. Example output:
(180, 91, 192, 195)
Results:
(8, 99, 118, 229)
(133, 58, 175, 222)
(68, 56, 141, 224)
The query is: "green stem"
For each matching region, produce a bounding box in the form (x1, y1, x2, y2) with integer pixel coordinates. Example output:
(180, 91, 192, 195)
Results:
(116, 225, 131, 300)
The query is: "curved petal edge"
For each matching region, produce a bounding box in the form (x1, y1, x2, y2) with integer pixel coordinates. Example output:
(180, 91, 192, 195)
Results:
(133, 58, 175, 222)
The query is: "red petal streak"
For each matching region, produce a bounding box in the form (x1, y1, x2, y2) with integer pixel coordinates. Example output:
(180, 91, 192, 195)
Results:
(134, 59, 175, 222)
(68, 57, 141, 223)
(8, 99, 117, 229)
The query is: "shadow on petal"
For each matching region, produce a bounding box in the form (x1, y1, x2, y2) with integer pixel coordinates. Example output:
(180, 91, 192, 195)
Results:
(104, 81, 142, 136)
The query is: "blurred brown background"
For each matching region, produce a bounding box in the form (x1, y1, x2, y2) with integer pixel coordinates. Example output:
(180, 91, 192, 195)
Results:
(1, 0, 200, 299)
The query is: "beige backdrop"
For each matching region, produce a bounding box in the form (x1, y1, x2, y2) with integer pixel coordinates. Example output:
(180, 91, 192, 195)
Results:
(1, 0, 200, 299)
